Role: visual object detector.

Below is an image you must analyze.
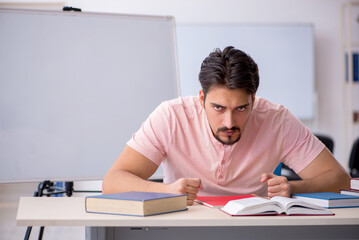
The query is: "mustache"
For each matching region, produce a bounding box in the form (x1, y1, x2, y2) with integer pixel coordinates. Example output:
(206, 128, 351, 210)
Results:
(218, 126, 240, 132)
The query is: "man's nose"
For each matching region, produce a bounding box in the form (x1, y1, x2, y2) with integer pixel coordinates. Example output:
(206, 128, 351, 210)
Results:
(222, 111, 235, 129)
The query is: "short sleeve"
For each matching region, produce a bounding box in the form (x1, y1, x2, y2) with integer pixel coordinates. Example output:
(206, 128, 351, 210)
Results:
(280, 109, 325, 173)
(127, 101, 171, 166)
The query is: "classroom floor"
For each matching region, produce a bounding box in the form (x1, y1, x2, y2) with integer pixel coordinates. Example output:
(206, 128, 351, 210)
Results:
(0, 181, 101, 239)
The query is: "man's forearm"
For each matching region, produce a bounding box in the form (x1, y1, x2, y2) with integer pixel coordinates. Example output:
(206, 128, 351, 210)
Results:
(102, 170, 202, 205)
(102, 170, 168, 194)
(289, 169, 351, 194)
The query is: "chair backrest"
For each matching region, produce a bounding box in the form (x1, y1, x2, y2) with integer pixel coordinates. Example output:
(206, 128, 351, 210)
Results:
(315, 134, 334, 153)
(349, 138, 359, 177)
(273, 163, 282, 175)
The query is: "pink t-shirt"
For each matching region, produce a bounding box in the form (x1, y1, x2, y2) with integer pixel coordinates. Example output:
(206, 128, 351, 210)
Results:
(127, 96, 324, 196)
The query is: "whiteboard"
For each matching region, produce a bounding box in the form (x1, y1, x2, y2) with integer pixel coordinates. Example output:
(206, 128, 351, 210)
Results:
(0, 9, 178, 182)
(176, 24, 315, 119)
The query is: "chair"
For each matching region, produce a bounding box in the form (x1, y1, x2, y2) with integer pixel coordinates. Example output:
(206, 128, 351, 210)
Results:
(273, 163, 282, 175)
(349, 137, 359, 178)
(280, 134, 334, 180)
(315, 134, 334, 153)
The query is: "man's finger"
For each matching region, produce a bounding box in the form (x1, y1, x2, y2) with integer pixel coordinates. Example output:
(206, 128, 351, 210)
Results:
(187, 178, 202, 189)
(186, 193, 197, 200)
(268, 184, 282, 193)
(186, 185, 200, 194)
(187, 199, 195, 206)
(267, 176, 287, 186)
(261, 173, 276, 183)
(198, 179, 203, 189)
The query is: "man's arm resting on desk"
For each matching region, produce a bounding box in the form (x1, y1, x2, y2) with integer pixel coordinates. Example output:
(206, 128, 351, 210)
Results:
(102, 145, 202, 205)
(290, 148, 351, 194)
(262, 148, 351, 198)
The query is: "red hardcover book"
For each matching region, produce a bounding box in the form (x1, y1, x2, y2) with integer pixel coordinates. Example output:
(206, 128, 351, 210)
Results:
(195, 194, 256, 208)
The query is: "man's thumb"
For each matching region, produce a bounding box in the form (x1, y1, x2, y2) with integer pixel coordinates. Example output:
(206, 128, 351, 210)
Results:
(261, 173, 276, 183)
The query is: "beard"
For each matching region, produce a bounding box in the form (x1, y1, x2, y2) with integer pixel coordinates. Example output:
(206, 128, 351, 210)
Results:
(214, 126, 241, 145)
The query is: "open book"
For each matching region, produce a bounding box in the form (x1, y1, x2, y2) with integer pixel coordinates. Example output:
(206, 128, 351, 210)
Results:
(220, 196, 334, 216)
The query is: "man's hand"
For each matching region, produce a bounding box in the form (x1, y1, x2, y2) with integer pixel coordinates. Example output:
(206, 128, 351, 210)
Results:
(261, 173, 291, 198)
(167, 178, 203, 205)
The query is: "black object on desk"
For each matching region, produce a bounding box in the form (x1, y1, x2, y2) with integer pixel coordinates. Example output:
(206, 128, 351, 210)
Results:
(63, 6, 82, 12)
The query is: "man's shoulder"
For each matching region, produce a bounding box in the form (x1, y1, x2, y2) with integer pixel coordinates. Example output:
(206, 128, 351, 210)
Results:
(161, 96, 201, 111)
(151, 96, 204, 131)
(253, 97, 287, 115)
(250, 97, 292, 127)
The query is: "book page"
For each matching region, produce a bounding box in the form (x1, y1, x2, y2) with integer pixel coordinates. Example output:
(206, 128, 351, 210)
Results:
(220, 197, 282, 215)
(270, 196, 333, 215)
(271, 196, 325, 210)
(270, 196, 296, 210)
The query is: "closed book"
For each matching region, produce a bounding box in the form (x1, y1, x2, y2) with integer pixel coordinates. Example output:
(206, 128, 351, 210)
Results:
(220, 196, 333, 216)
(351, 178, 359, 190)
(195, 195, 256, 208)
(292, 192, 359, 208)
(340, 189, 359, 197)
(85, 191, 187, 216)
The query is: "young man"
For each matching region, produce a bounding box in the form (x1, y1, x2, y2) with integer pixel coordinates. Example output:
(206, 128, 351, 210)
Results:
(103, 46, 350, 205)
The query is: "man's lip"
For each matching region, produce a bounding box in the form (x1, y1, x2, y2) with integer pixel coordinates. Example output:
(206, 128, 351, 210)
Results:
(223, 130, 236, 136)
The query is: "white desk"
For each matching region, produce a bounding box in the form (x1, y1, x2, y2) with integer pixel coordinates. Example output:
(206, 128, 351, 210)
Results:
(16, 197, 359, 240)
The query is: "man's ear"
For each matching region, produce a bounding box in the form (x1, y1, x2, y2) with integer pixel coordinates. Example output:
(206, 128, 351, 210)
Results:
(251, 94, 256, 109)
(199, 90, 205, 108)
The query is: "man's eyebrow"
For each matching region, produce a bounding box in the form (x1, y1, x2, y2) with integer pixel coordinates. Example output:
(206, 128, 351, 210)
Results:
(210, 102, 250, 108)
(236, 103, 250, 108)
(210, 102, 225, 108)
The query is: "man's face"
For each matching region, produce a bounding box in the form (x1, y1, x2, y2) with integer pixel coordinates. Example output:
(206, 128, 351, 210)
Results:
(199, 86, 255, 145)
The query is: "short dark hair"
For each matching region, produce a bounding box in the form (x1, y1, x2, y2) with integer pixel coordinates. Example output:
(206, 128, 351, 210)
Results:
(198, 46, 259, 96)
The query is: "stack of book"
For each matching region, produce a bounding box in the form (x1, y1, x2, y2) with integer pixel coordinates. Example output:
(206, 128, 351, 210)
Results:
(340, 178, 359, 196)
(292, 192, 359, 208)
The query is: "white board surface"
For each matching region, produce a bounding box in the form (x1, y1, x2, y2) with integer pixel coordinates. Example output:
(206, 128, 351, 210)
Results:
(0, 9, 177, 182)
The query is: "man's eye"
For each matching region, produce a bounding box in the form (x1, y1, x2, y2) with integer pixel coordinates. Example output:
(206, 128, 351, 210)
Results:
(213, 106, 223, 111)
(237, 106, 246, 112)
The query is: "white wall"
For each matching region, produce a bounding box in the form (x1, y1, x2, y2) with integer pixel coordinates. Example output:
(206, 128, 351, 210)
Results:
(0, 0, 357, 166)
(63, 0, 358, 168)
